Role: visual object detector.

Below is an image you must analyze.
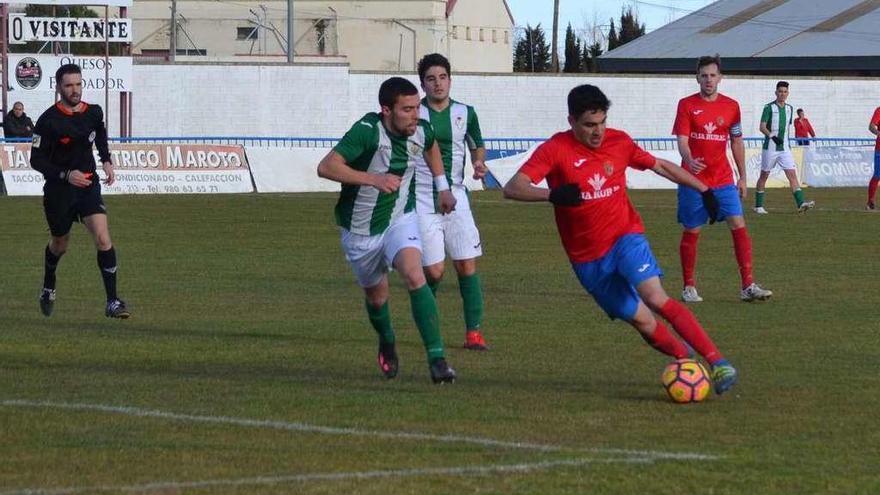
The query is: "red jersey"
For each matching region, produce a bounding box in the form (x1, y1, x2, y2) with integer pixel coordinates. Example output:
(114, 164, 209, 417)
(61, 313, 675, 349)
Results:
(871, 107, 880, 151)
(793, 117, 815, 138)
(518, 128, 656, 263)
(672, 93, 742, 188)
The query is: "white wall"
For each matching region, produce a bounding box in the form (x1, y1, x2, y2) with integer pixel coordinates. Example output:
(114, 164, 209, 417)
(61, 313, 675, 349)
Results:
(11, 64, 871, 140)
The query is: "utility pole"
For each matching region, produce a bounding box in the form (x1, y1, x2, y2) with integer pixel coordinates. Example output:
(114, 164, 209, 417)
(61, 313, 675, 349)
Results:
(551, 0, 559, 72)
(170, 0, 177, 61)
(287, 0, 294, 62)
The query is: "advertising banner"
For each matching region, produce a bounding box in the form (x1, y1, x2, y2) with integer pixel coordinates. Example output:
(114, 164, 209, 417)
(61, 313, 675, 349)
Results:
(8, 54, 133, 92)
(803, 147, 874, 187)
(8, 15, 132, 43)
(1, 144, 254, 196)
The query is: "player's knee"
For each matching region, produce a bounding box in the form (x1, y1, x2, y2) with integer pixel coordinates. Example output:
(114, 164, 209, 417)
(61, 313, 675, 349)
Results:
(50, 236, 70, 254)
(424, 264, 444, 283)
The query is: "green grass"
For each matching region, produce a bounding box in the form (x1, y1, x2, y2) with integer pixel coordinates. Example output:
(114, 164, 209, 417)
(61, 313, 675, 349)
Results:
(1, 188, 878, 494)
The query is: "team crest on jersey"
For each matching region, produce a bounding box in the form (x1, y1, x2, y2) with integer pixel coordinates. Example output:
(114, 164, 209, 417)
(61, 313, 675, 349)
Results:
(32, 134, 41, 148)
(408, 141, 423, 157)
(455, 116, 465, 130)
(716, 116, 725, 126)
(88, 131, 96, 143)
(603, 162, 614, 175)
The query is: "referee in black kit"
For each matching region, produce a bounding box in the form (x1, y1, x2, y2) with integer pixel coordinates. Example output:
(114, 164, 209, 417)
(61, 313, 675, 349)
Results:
(30, 63, 129, 319)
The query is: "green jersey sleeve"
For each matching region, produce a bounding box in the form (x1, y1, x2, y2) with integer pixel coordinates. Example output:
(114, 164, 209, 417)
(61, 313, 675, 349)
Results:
(334, 114, 378, 164)
(466, 106, 484, 150)
(760, 104, 772, 126)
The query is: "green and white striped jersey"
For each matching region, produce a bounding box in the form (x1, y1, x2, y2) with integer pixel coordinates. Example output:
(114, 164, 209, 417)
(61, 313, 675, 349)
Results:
(332, 112, 435, 235)
(415, 98, 484, 213)
(761, 101, 794, 151)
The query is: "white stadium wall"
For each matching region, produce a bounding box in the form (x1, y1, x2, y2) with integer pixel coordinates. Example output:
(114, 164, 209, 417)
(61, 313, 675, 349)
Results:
(115, 64, 879, 140)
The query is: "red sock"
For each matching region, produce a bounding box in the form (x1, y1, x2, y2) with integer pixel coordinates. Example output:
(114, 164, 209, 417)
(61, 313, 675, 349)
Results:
(659, 299, 722, 364)
(679, 231, 699, 287)
(869, 177, 879, 203)
(641, 319, 689, 359)
(731, 227, 753, 289)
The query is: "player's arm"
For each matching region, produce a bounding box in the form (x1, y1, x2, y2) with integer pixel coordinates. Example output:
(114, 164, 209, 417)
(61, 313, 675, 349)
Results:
(808, 121, 816, 137)
(870, 121, 879, 137)
(93, 106, 116, 186)
(675, 135, 706, 174)
(466, 107, 488, 180)
(731, 133, 747, 199)
(470, 146, 487, 180)
(29, 118, 66, 182)
(317, 150, 400, 193)
(503, 172, 550, 202)
(424, 141, 456, 214)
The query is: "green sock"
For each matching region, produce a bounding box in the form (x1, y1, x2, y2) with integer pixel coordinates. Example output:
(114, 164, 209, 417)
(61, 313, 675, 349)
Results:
(755, 190, 765, 208)
(793, 189, 804, 207)
(427, 278, 440, 296)
(365, 300, 395, 346)
(458, 272, 484, 331)
(409, 284, 445, 363)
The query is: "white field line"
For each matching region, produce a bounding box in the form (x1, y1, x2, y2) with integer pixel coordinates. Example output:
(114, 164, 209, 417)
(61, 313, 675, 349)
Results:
(0, 457, 652, 495)
(0, 399, 719, 462)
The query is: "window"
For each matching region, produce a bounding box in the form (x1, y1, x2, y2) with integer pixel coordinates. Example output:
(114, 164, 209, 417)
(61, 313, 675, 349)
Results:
(479, 28, 484, 41)
(492, 29, 497, 43)
(237, 27, 258, 40)
(465, 27, 471, 40)
(504, 30, 509, 44)
(451, 25, 458, 39)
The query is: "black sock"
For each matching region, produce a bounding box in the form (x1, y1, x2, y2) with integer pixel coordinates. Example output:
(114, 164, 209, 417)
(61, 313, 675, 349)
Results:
(97, 247, 118, 302)
(44, 245, 62, 290)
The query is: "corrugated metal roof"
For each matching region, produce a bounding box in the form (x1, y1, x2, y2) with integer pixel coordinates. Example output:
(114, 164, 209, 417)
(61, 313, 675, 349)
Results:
(601, 0, 880, 59)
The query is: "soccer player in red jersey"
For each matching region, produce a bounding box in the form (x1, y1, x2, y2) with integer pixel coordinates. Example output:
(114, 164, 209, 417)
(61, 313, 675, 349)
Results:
(867, 106, 880, 210)
(503, 84, 737, 395)
(673, 55, 772, 303)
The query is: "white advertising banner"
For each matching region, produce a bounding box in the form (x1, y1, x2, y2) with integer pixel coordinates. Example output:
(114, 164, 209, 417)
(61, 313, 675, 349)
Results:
(0, 0, 132, 6)
(803, 146, 874, 187)
(1, 144, 254, 196)
(8, 15, 132, 44)
(9, 54, 133, 92)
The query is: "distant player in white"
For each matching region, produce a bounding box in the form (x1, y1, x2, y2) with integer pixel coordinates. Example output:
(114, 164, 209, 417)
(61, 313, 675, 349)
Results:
(415, 53, 489, 350)
(754, 81, 815, 214)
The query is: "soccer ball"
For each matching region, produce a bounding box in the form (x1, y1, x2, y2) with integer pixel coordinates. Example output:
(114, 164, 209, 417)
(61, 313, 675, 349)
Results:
(662, 359, 711, 403)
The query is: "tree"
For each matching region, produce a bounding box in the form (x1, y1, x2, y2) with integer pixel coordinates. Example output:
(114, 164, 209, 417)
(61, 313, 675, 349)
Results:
(582, 41, 603, 73)
(607, 19, 619, 51)
(563, 23, 581, 73)
(513, 24, 551, 72)
(618, 6, 646, 46)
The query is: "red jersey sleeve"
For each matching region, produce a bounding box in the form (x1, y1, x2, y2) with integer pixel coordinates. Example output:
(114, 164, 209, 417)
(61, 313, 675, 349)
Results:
(519, 140, 557, 185)
(871, 107, 880, 126)
(672, 99, 690, 136)
(730, 101, 743, 137)
(629, 141, 657, 170)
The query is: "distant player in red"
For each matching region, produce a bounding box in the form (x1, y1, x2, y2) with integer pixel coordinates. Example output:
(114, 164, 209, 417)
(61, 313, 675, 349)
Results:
(867, 106, 880, 210)
(793, 108, 816, 146)
(503, 84, 737, 395)
(673, 54, 772, 303)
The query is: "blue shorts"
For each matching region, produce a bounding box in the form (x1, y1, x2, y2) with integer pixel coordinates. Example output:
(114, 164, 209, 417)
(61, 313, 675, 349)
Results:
(677, 184, 743, 229)
(873, 152, 880, 179)
(571, 234, 663, 321)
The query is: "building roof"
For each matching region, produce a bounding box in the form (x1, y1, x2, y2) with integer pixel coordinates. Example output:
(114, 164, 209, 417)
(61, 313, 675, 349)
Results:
(599, 0, 880, 75)
(446, 0, 514, 25)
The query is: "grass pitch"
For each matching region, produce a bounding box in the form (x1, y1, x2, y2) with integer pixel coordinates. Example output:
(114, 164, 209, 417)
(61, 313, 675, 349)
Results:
(0, 188, 878, 494)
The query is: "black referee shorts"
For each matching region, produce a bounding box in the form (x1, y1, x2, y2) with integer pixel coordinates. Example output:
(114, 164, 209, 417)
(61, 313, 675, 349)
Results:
(42, 181, 107, 237)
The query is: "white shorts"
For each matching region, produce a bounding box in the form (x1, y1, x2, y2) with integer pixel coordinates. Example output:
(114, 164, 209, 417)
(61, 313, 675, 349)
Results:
(418, 208, 482, 267)
(760, 149, 797, 172)
(340, 212, 422, 288)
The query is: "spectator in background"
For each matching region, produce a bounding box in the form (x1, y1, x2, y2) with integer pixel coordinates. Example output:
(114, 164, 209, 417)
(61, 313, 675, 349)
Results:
(793, 108, 815, 146)
(3, 101, 35, 138)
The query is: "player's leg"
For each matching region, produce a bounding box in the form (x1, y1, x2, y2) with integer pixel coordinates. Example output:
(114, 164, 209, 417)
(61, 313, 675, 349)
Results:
(342, 228, 398, 379)
(779, 152, 812, 212)
(754, 150, 773, 214)
(83, 212, 128, 318)
(387, 214, 454, 383)
(418, 212, 446, 295)
(40, 188, 76, 317)
(677, 186, 705, 302)
(868, 152, 880, 210)
(446, 209, 487, 351)
(716, 186, 772, 301)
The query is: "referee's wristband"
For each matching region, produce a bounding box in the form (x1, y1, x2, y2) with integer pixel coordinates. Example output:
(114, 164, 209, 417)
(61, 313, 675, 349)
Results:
(433, 175, 450, 192)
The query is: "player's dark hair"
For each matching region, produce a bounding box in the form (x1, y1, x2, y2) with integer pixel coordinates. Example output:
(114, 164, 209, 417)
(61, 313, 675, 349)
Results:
(797, 108, 804, 114)
(567, 84, 610, 119)
(696, 54, 722, 73)
(776, 81, 789, 89)
(417, 53, 451, 84)
(55, 63, 82, 86)
(378, 77, 419, 109)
